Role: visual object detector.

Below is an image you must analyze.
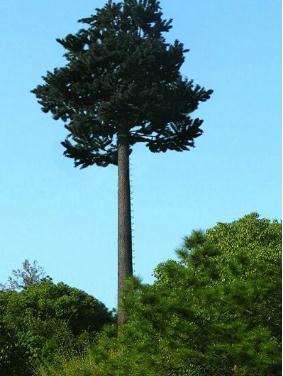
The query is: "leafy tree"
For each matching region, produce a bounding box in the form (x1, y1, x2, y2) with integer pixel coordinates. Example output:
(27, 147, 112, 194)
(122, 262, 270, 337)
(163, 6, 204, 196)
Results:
(0, 259, 50, 291)
(32, 0, 212, 324)
(89, 214, 281, 375)
(0, 320, 30, 376)
(0, 280, 113, 375)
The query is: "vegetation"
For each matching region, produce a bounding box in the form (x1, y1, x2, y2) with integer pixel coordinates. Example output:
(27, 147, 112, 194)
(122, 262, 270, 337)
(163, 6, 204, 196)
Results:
(1, 214, 278, 375)
(111, 213, 281, 375)
(1, 1, 279, 376)
(81, 213, 280, 376)
(0, 259, 50, 291)
(0, 280, 113, 375)
(31, 0, 212, 324)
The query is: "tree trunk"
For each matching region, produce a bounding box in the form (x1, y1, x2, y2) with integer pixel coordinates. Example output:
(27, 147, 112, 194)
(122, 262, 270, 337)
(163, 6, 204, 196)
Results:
(117, 135, 133, 325)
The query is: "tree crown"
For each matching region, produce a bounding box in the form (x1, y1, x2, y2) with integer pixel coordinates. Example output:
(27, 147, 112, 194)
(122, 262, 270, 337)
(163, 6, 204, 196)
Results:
(32, 0, 212, 168)
(118, 213, 281, 375)
(0, 259, 50, 291)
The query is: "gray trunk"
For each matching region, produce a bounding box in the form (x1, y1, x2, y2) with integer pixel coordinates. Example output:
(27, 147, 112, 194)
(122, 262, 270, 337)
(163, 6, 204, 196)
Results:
(117, 135, 133, 325)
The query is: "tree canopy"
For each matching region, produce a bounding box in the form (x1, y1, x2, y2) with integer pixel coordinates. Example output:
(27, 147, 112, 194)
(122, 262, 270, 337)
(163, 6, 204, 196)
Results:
(0, 280, 113, 375)
(32, 0, 212, 168)
(1, 214, 280, 375)
(0, 260, 49, 291)
(91, 213, 281, 375)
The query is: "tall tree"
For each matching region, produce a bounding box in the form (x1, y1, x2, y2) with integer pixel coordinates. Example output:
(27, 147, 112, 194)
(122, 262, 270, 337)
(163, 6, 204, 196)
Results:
(32, 0, 212, 324)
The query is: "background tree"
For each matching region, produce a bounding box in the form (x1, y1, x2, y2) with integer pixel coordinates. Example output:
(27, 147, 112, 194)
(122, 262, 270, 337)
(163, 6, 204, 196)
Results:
(0, 279, 113, 375)
(32, 0, 212, 324)
(0, 319, 30, 376)
(0, 259, 50, 291)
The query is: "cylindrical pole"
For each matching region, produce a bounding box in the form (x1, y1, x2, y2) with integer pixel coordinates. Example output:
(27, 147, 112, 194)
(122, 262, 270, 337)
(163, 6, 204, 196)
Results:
(117, 135, 133, 325)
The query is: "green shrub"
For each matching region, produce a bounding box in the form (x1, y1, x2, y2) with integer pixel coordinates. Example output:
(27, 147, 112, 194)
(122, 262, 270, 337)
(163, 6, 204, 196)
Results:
(38, 350, 101, 376)
(88, 214, 281, 376)
(0, 281, 113, 375)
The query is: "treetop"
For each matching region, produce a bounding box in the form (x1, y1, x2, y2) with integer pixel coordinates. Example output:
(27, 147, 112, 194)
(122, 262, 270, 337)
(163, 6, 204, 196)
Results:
(32, 0, 213, 168)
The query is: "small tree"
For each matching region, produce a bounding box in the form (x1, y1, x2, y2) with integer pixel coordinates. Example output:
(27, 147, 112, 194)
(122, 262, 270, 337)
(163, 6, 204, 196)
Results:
(32, 0, 212, 324)
(0, 260, 49, 291)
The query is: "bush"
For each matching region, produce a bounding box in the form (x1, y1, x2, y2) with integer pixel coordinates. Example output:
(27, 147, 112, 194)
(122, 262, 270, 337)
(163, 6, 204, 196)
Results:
(0, 281, 113, 375)
(38, 350, 101, 376)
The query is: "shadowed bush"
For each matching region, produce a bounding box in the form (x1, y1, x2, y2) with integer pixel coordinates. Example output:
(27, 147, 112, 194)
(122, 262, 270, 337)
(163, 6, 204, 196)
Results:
(0, 281, 113, 375)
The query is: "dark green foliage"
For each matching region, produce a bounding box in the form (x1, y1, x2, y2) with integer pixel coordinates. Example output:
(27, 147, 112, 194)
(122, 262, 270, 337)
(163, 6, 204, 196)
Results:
(32, 0, 212, 168)
(0, 281, 113, 375)
(0, 320, 31, 376)
(88, 214, 281, 375)
(4, 214, 280, 376)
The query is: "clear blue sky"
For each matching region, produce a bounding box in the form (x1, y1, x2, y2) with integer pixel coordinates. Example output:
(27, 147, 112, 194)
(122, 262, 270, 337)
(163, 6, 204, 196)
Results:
(0, 0, 281, 309)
